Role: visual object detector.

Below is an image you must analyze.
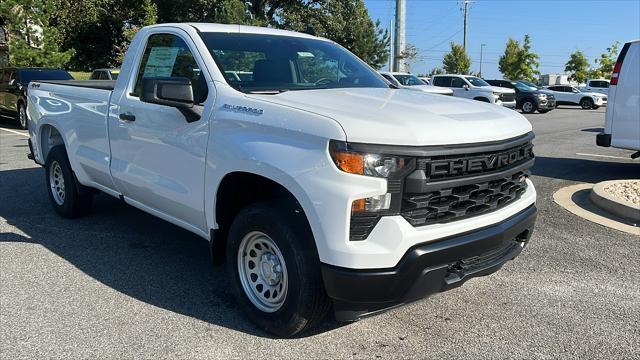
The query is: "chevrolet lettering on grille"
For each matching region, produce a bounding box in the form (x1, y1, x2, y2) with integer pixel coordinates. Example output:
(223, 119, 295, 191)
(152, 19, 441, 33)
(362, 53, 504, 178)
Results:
(429, 144, 534, 177)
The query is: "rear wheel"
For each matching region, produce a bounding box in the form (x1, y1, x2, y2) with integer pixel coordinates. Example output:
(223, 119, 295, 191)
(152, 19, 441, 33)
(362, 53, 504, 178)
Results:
(521, 100, 536, 114)
(16, 103, 27, 130)
(580, 97, 594, 109)
(45, 146, 93, 218)
(226, 200, 330, 337)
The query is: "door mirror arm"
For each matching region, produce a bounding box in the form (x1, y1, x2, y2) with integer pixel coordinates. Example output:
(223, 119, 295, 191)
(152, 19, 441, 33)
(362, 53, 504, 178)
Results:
(140, 77, 201, 122)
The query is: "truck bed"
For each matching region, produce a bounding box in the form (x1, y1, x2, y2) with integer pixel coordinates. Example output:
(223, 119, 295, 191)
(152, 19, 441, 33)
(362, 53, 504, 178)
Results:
(37, 80, 115, 91)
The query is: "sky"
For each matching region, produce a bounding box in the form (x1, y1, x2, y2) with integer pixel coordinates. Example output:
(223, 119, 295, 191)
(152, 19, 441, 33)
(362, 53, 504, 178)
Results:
(364, 0, 640, 79)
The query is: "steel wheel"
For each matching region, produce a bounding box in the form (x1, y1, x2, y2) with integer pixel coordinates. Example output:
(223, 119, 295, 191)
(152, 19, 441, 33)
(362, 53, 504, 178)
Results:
(49, 160, 65, 205)
(237, 231, 288, 313)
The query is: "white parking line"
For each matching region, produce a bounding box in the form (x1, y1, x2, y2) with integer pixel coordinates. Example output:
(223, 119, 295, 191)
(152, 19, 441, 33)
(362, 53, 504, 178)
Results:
(576, 152, 631, 160)
(0, 128, 29, 137)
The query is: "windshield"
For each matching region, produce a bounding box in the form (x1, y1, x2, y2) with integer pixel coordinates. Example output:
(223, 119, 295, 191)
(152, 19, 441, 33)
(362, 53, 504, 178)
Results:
(513, 81, 536, 91)
(518, 80, 540, 90)
(392, 74, 424, 86)
(465, 76, 490, 87)
(199, 33, 388, 93)
(19, 70, 72, 83)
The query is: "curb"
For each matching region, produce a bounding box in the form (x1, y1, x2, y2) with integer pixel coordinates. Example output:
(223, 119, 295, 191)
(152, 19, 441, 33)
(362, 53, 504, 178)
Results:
(590, 181, 640, 222)
(553, 184, 639, 236)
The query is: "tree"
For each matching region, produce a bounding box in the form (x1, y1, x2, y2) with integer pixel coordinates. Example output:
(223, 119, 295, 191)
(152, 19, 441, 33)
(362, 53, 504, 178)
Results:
(498, 34, 540, 81)
(52, 0, 157, 70)
(398, 43, 420, 72)
(590, 42, 620, 79)
(422, 67, 445, 77)
(0, 0, 74, 68)
(565, 50, 590, 84)
(282, 0, 390, 69)
(442, 42, 471, 74)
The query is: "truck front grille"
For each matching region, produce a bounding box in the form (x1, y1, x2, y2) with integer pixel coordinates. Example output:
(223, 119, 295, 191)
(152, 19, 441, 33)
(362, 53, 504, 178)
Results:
(401, 170, 528, 226)
(347, 132, 535, 240)
(499, 93, 516, 102)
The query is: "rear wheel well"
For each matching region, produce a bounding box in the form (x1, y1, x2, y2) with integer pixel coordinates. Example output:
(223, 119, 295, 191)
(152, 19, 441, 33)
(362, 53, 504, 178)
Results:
(39, 125, 64, 161)
(211, 172, 308, 265)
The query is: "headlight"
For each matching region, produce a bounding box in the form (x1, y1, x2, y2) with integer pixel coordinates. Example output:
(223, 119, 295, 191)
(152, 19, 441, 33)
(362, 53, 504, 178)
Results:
(329, 140, 411, 214)
(329, 141, 408, 179)
(492, 92, 500, 97)
(537, 93, 547, 99)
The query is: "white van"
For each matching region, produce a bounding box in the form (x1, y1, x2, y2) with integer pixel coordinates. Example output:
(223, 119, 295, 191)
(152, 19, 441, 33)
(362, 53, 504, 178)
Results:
(597, 40, 640, 158)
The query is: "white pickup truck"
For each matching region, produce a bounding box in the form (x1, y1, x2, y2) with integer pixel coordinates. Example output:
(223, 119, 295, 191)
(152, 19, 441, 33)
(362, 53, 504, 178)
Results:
(26, 23, 537, 337)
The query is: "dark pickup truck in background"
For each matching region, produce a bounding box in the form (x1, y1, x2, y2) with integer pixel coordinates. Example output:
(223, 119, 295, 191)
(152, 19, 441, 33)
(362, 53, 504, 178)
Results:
(0, 68, 73, 129)
(486, 79, 556, 114)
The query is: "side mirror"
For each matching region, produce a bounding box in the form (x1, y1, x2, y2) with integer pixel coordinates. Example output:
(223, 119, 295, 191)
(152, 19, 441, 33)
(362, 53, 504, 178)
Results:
(463, 84, 470, 91)
(140, 77, 201, 122)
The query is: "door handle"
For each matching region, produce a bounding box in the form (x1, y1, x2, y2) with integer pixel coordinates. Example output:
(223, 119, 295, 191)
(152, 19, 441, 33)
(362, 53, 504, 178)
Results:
(119, 113, 136, 122)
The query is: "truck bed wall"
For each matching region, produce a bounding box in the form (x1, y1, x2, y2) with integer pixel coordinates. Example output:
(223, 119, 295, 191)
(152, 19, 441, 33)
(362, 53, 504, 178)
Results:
(27, 82, 117, 192)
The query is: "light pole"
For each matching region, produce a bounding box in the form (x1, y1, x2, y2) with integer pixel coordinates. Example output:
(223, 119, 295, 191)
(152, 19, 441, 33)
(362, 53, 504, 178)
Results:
(479, 43, 486, 77)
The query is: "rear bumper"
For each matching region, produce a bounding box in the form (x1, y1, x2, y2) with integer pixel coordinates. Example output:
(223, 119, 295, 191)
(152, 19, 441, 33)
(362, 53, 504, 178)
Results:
(596, 133, 611, 147)
(322, 205, 537, 321)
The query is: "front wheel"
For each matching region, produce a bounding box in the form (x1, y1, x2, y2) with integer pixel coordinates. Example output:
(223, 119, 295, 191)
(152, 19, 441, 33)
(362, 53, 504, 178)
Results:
(45, 146, 93, 218)
(580, 98, 594, 109)
(226, 200, 330, 337)
(16, 103, 28, 130)
(521, 100, 536, 114)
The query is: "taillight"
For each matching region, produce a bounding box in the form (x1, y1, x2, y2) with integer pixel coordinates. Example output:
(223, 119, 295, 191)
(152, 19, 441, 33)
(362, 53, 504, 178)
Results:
(610, 42, 631, 86)
(610, 62, 622, 85)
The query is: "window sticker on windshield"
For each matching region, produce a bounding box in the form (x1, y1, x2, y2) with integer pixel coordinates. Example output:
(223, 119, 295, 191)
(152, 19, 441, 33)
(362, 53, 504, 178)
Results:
(143, 47, 180, 77)
(297, 52, 315, 58)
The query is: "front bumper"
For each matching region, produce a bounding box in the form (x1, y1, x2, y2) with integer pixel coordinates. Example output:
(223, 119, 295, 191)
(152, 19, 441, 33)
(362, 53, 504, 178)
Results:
(538, 99, 556, 110)
(322, 205, 537, 321)
(498, 100, 517, 108)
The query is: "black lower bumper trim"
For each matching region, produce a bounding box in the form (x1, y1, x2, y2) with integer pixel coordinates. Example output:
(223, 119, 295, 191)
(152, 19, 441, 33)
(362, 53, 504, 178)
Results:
(322, 205, 537, 321)
(596, 133, 611, 147)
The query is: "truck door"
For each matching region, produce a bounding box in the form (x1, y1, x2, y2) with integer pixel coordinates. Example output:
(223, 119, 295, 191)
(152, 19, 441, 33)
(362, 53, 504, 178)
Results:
(108, 30, 214, 232)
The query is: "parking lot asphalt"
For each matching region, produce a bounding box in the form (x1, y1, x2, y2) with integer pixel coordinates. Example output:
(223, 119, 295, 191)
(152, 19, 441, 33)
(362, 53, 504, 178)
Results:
(1, 107, 639, 359)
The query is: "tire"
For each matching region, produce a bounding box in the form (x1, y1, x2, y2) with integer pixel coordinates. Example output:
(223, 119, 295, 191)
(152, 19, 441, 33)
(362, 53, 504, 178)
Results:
(16, 102, 28, 130)
(226, 200, 330, 337)
(44, 146, 93, 218)
(592, 105, 600, 109)
(580, 97, 594, 110)
(520, 99, 537, 114)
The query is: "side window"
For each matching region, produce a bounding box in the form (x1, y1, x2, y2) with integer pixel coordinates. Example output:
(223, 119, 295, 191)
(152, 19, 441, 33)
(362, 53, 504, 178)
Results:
(451, 77, 465, 88)
(133, 33, 208, 104)
(432, 77, 445, 87)
(89, 72, 98, 80)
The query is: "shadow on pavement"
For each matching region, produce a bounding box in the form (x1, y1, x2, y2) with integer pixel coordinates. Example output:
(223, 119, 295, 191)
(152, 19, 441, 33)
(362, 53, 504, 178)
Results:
(581, 127, 604, 133)
(532, 156, 639, 183)
(0, 166, 341, 339)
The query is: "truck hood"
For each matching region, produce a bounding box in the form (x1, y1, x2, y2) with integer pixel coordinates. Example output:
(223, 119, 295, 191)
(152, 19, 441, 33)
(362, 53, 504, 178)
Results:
(405, 85, 454, 95)
(476, 86, 516, 94)
(249, 88, 532, 146)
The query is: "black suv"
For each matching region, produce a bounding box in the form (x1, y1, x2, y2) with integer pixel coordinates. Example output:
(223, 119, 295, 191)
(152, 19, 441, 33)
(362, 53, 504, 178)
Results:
(0, 68, 73, 129)
(485, 79, 555, 114)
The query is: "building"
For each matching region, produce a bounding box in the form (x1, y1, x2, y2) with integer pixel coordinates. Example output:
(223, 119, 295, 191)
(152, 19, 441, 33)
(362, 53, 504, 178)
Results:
(539, 73, 572, 86)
